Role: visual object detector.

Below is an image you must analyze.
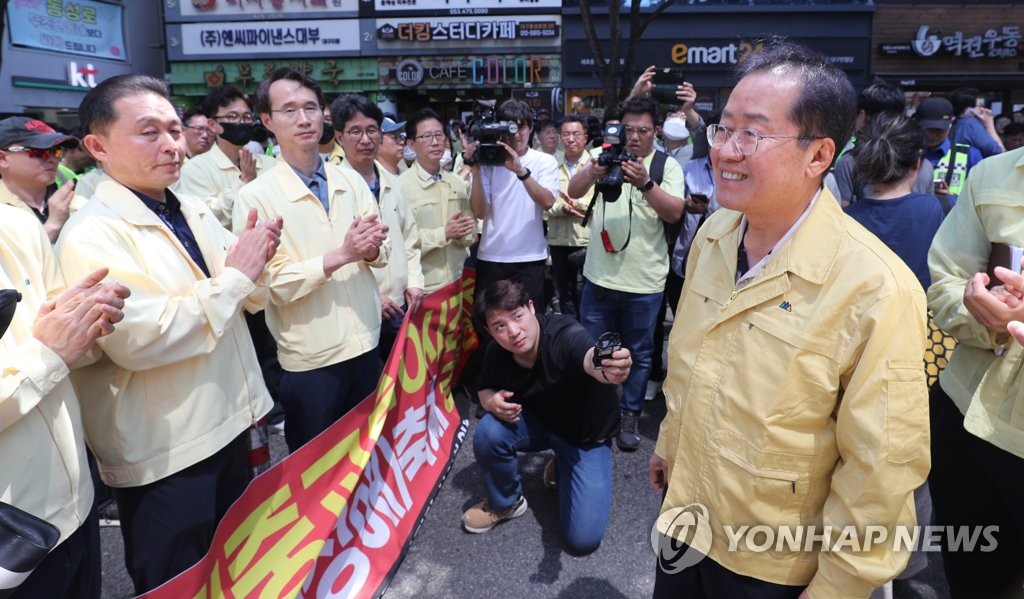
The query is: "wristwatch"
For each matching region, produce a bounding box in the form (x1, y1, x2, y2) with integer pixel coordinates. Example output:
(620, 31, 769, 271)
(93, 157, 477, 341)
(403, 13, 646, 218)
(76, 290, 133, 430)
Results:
(517, 168, 532, 181)
(640, 179, 655, 193)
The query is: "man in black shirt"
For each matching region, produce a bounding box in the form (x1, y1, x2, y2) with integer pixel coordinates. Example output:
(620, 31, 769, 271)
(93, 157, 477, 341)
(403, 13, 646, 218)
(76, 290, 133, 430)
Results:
(464, 279, 631, 554)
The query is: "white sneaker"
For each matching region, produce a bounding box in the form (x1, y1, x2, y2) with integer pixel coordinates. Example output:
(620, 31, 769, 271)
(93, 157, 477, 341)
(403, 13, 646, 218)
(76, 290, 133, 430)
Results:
(645, 380, 662, 402)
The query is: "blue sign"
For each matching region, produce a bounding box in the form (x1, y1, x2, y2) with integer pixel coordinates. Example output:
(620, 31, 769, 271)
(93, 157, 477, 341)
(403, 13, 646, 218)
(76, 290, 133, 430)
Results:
(7, 0, 127, 62)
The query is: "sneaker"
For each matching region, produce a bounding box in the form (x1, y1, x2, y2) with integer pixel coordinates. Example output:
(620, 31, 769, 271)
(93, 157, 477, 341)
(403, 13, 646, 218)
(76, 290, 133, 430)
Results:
(644, 380, 662, 402)
(462, 496, 528, 533)
(617, 410, 640, 451)
(543, 457, 557, 491)
(97, 499, 120, 527)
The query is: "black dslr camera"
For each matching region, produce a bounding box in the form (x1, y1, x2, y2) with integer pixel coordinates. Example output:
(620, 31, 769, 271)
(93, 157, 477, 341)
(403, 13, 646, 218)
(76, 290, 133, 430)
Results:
(595, 123, 639, 203)
(0, 289, 22, 338)
(465, 100, 519, 166)
(592, 332, 622, 370)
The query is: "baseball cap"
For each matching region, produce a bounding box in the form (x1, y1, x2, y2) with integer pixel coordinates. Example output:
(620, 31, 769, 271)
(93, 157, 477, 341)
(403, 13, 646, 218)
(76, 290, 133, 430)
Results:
(913, 97, 954, 130)
(0, 116, 78, 150)
(381, 116, 406, 135)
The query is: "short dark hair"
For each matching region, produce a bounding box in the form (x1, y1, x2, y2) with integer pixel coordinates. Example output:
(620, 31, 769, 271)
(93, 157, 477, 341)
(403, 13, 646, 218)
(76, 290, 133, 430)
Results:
(79, 74, 170, 135)
(199, 85, 252, 119)
(538, 119, 558, 132)
(949, 88, 981, 117)
(858, 79, 905, 117)
(852, 112, 924, 186)
(497, 99, 534, 129)
(619, 95, 660, 124)
(406, 107, 445, 140)
(254, 67, 325, 115)
(330, 94, 382, 132)
(560, 115, 589, 136)
(736, 36, 856, 154)
(182, 106, 206, 126)
(473, 279, 531, 330)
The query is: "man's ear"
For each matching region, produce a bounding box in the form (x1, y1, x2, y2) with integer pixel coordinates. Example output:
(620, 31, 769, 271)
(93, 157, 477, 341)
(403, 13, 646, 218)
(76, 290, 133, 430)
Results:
(527, 299, 535, 315)
(82, 133, 108, 164)
(806, 136, 836, 179)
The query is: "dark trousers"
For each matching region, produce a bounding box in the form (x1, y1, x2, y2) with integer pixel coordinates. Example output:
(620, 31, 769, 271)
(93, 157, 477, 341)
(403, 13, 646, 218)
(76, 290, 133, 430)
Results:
(12, 516, 100, 599)
(113, 433, 250, 595)
(474, 258, 546, 309)
(378, 306, 407, 364)
(549, 245, 583, 319)
(278, 349, 378, 452)
(929, 383, 1024, 598)
(653, 551, 803, 599)
(651, 269, 684, 377)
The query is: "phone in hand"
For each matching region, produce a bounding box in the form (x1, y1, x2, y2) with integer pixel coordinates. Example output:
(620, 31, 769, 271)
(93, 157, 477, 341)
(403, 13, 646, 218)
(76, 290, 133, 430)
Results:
(651, 69, 686, 104)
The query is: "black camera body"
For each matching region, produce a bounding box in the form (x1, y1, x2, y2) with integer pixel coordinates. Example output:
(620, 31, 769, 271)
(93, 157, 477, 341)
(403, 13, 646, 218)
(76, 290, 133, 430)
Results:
(465, 102, 519, 166)
(592, 331, 622, 370)
(596, 123, 639, 203)
(0, 289, 22, 339)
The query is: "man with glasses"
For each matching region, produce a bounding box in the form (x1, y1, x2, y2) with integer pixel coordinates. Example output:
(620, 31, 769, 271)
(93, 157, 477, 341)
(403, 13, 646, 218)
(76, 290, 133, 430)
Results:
(182, 107, 215, 159)
(0, 116, 83, 243)
(178, 85, 275, 230)
(647, 39, 928, 597)
(332, 94, 423, 362)
(398, 108, 477, 294)
(378, 116, 408, 176)
(567, 95, 685, 452)
(546, 116, 592, 319)
(234, 70, 390, 453)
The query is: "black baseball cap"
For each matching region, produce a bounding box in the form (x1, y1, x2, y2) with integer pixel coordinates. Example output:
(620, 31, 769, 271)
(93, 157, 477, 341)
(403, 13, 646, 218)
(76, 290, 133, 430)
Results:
(0, 116, 78, 150)
(913, 97, 954, 130)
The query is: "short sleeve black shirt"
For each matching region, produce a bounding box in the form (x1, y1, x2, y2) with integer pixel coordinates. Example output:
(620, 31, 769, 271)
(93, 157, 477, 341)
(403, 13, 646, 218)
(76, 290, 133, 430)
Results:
(478, 314, 620, 444)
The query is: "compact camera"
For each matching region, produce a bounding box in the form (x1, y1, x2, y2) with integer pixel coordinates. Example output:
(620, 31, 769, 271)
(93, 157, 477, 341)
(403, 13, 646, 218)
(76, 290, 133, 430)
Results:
(0, 289, 22, 338)
(592, 331, 623, 370)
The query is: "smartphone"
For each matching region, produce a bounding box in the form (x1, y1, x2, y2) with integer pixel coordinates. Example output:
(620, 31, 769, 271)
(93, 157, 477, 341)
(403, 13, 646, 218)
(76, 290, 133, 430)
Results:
(651, 68, 686, 104)
(690, 193, 709, 204)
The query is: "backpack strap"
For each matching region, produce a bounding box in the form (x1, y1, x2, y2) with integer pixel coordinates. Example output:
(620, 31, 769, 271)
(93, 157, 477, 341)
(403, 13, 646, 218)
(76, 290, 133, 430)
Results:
(649, 150, 683, 252)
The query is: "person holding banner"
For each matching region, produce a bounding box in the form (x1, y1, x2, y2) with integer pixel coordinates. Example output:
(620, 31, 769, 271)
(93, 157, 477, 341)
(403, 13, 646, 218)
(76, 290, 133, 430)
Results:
(1, 204, 129, 599)
(464, 279, 631, 555)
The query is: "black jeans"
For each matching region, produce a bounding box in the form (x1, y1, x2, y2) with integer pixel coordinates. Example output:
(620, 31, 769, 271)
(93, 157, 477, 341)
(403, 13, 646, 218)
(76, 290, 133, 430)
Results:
(653, 551, 803, 599)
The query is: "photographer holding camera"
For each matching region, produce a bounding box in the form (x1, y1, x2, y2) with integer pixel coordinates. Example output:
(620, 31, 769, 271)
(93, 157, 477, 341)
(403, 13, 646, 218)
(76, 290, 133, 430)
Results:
(467, 99, 559, 306)
(567, 95, 684, 452)
(463, 279, 631, 554)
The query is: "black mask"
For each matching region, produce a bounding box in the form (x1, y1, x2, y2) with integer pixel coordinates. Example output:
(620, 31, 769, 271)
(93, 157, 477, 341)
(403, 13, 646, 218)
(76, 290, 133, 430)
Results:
(0, 289, 22, 338)
(219, 122, 256, 147)
(319, 125, 335, 146)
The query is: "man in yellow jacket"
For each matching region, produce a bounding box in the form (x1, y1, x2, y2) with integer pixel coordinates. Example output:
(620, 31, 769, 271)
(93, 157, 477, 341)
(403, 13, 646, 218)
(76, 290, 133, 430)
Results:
(55, 74, 281, 594)
(648, 39, 930, 599)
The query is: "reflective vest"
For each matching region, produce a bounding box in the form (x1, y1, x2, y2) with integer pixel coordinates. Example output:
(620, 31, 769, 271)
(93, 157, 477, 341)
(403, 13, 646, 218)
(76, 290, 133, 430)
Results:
(933, 143, 971, 196)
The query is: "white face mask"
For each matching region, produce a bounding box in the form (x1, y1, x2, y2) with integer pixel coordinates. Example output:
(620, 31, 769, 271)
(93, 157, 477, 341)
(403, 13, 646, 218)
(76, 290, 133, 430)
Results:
(440, 149, 453, 167)
(403, 146, 417, 161)
(661, 118, 690, 142)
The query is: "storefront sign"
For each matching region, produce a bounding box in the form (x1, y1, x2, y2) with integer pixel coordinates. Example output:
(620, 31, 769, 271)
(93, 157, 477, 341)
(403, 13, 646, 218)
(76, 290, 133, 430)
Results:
(7, 0, 126, 61)
(379, 55, 560, 89)
(169, 57, 378, 95)
(164, 0, 359, 21)
(68, 61, 98, 88)
(374, 15, 560, 53)
(166, 19, 362, 59)
(373, 0, 561, 14)
(879, 24, 1021, 59)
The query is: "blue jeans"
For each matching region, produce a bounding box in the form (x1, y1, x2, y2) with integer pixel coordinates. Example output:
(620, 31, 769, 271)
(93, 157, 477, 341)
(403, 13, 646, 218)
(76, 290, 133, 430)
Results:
(580, 280, 664, 413)
(473, 411, 612, 554)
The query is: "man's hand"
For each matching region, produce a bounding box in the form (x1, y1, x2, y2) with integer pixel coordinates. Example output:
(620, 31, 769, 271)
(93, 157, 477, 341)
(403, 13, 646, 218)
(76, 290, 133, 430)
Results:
(405, 287, 423, 315)
(33, 267, 130, 367)
(226, 208, 282, 282)
(629, 65, 657, 98)
(339, 214, 388, 263)
(381, 293, 404, 320)
(497, 140, 524, 175)
(961, 268, 1024, 333)
(595, 347, 632, 384)
(621, 157, 652, 189)
(934, 180, 951, 197)
(648, 452, 668, 494)
(239, 148, 258, 183)
(684, 193, 710, 215)
(43, 180, 76, 242)
(558, 192, 586, 218)
(675, 81, 697, 109)
(480, 389, 522, 423)
(445, 211, 476, 240)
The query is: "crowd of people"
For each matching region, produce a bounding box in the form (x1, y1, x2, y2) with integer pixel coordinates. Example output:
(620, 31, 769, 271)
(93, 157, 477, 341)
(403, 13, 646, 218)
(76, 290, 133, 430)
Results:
(2, 35, 1024, 599)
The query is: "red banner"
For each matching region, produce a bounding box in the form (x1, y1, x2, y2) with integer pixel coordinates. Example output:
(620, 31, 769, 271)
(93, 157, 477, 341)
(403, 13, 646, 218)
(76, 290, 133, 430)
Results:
(140, 272, 477, 599)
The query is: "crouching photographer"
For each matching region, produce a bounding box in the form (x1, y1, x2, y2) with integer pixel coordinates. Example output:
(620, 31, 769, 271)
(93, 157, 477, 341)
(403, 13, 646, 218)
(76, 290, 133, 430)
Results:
(567, 94, 685, 453)
(463, 279, 631, 554)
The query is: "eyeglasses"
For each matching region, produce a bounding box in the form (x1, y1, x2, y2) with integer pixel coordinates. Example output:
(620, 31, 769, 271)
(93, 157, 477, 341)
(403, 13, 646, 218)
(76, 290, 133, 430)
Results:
(269, 104, 322, 122)
(561, 131, 584, 139)
(343, 127, 381, 140)
(622, 126, 653, 137)
(3, 145, 64, 160)
(384, 132, 407, 142)
(415, 132, 445, 142)
(213, 112, 255, 124)
(707, 124, 821, 157)
(185, 125, 214, 136)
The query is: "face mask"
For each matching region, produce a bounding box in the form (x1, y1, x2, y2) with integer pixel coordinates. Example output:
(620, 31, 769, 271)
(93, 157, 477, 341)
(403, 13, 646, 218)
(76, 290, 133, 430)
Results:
(219, 122, 256, 147)
(403, 146, 417, 162)
(440, 150, 453, 167)
(661, 118, 690, 142)
(319, 125, 335, 146)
